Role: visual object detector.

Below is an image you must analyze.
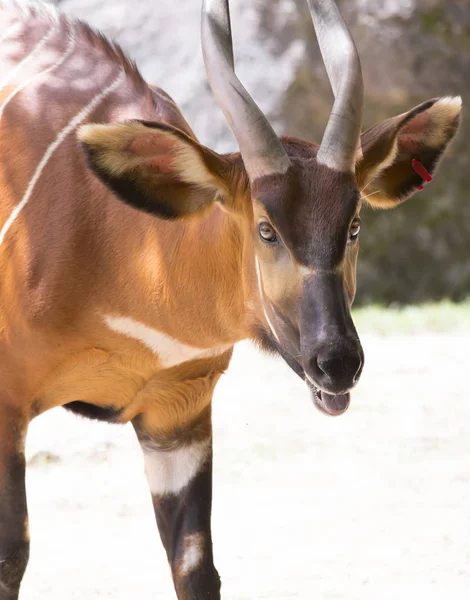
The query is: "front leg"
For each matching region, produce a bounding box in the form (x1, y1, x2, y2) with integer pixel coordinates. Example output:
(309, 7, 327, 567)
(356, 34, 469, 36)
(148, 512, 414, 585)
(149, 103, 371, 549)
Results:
(133, 409, 221, 600)
(0, 404, 29, 600)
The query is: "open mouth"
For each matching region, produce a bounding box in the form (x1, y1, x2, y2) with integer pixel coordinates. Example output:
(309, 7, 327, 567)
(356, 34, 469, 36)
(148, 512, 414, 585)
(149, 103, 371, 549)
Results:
(306, 377, 350, 417)
(261, 333, 352, 417)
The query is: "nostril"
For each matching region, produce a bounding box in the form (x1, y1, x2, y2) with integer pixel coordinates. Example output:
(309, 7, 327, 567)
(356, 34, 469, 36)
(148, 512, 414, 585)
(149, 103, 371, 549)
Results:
(353, 357, 363, 382)
(317, 356, 334, 377)
(317, 355, 345, 378)
(315, 352, 362, 385)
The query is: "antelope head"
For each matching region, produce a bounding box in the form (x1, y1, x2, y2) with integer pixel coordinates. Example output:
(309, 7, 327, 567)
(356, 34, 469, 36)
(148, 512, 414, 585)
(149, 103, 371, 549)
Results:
(80, 0, 461, 416)
(201, 0, 460, 415)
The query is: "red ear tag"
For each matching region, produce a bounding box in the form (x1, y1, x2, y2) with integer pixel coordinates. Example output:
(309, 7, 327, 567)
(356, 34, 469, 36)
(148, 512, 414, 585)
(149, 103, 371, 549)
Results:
(411, 159, 433, 183)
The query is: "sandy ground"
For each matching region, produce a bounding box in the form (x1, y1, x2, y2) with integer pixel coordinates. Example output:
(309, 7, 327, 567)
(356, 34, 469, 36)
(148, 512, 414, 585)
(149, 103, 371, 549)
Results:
(21, 334, 470, 599)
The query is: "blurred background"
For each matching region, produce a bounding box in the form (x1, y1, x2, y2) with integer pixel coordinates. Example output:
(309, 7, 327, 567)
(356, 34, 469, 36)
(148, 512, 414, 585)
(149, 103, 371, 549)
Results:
(21, 1, 470, 599)
(50, 0, 470, 305)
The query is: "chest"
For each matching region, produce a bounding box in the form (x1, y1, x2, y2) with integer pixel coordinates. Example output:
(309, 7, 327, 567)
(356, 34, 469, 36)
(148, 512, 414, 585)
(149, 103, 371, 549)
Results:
(29, 316, 232, 432)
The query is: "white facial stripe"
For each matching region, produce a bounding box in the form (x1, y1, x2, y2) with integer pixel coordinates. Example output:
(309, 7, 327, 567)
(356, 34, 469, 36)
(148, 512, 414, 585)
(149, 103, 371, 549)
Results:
(254, 256, 280, 342)
(104, 315, 230, 368)
(0, 70, 125, 246)
(299, 264, 340, 277)
(306, 373, 316, 387)
(299, 265, 314, 277)
(143, 441, 210, 497)
(0, 26, 77, 121)
(179, 533, 204, 577)
(0, 21, 58, 92)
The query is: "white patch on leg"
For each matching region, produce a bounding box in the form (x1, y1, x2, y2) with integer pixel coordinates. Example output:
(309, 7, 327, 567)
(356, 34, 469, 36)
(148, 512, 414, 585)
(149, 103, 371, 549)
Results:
(143, 441, 210, 497)
(104, 315, 230, 368)
(179, 533, 204, 577)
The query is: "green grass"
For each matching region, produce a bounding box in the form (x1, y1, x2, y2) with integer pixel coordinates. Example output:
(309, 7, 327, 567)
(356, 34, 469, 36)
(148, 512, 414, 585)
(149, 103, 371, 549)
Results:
(352, 300, 470, 335)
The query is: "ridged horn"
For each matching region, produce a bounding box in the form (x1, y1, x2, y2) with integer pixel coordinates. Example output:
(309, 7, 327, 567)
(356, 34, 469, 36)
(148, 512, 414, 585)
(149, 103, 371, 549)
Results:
(201, 0, 291, 182)
(306, 0, 364, 172)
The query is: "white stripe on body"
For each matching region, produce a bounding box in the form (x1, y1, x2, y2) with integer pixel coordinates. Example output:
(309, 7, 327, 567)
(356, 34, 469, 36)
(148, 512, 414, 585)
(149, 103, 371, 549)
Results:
(0, 25, 77, 121)
(152, 87, 177, 108)
(104, 316, 230, 369)
(143, 441, 210, 497)
(0, 70, 126, 246)
(0, 20, 23, 45)
(4, 0, 60, 22)
(0, 21, 59, 92)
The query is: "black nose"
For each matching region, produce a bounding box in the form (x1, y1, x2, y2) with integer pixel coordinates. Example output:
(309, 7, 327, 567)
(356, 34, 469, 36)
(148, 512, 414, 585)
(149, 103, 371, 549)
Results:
(309, 347, 363, 394)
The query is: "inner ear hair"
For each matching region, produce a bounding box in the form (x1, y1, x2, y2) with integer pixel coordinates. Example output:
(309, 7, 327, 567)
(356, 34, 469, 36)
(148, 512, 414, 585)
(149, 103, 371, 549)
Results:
(356, 122, 400, 191)
(400, 96, 462, 149)
(78, 121, 228, 192)
(356, 96, 461, 202)
(78, 120, 234, 219)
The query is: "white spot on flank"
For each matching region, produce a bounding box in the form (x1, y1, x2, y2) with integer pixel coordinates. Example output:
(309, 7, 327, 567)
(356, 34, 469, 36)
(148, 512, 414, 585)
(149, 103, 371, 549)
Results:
(179, 533, 204, 577)
(0, 21, 58, 92)
(143, 441, 210, 497)
(104, 316, 230, 368)
(0, 70, 125, 246)
(0, 26, 77, 121)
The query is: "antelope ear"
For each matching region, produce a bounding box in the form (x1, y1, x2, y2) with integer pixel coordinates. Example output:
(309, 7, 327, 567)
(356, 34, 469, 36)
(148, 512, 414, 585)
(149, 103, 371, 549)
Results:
(356, 97, 462, 209)
(78, 121, 231, 219)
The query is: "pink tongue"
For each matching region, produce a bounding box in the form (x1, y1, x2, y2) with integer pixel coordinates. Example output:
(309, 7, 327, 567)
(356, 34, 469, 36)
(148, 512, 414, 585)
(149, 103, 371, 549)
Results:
(320, 391, 350, 416)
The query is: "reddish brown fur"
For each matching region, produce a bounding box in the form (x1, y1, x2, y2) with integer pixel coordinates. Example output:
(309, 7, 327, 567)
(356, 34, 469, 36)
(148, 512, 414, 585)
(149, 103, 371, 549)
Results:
(0, 4, 255, 443)
(0, 2, 462, 598)
(0, 0, 461, 470)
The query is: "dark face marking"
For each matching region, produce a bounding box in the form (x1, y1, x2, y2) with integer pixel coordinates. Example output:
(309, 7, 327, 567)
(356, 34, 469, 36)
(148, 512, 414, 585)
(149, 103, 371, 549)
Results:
(253, 158, 360, 269)
(251, 147, 364, 416)
(300, 272, 364, 392)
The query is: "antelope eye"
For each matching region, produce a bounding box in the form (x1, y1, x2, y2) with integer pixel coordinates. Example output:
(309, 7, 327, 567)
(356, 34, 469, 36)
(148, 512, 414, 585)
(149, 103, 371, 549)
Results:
(258, 221, 278, 244)
(349, 218, 361, 241)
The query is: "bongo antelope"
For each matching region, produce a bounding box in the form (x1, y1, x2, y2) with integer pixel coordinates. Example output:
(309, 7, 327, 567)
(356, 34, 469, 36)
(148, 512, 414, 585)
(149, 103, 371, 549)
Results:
(0, 0, 461, 598)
